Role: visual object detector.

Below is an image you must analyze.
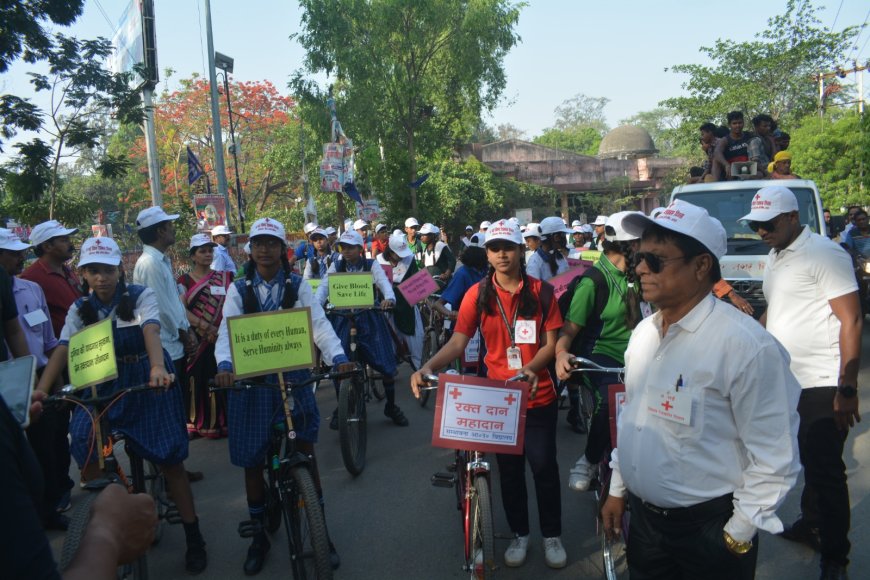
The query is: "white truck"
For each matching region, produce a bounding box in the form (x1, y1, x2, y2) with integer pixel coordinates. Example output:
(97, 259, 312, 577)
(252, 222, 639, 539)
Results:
(669, 179, 827, 315)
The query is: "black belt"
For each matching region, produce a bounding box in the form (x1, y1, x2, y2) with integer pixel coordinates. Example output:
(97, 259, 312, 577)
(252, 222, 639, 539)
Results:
(629, 492, 733, 522)
(117, 353, 149, 364)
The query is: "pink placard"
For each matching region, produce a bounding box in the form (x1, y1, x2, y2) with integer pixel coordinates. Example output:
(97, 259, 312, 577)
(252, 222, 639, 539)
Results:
(398, 269, 439, 304)
(566, 257, 586, 268)
(549, 263, 593, 299)
(380, 264, 394, 282)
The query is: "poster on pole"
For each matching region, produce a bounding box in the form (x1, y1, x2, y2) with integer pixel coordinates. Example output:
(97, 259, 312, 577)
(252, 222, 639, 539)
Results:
(194, 194, 229, 232)
(397, 269, 438, 305)
(355, 200, 382, 222)
(227, 308, 315, 379)
(548, 263, 593, 299)
(431, 373, 528, 455)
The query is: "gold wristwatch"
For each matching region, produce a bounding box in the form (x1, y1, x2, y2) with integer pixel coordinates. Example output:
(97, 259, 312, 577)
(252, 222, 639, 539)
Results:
(723, 530, 753, 554)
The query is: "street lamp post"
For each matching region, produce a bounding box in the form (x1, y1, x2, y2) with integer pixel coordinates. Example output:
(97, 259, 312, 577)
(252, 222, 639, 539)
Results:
(215, 51, 245, 232)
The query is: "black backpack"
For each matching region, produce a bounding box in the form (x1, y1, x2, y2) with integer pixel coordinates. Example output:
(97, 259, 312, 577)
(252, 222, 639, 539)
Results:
(556, 267, 609, 358)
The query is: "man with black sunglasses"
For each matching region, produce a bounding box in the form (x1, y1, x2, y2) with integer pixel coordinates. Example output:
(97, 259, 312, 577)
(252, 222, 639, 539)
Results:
(599, 200, 801, 580)
(740, 185, 862, 580)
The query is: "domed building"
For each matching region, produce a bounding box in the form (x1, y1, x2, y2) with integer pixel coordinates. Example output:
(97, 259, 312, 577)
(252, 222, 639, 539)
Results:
(597, 125, 658, 160)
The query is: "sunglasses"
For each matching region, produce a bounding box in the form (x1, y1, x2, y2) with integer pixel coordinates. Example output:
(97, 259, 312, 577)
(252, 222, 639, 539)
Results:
(635, 252, 685, 273)
(747, 219, 776, 233)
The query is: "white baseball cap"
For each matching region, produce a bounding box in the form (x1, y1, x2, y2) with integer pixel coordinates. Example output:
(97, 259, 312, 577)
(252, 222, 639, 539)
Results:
(591, 215, 608, 226)
(604, 211, 641, 242)
(0, 229, 30, 251)
(465, 225, 473, 231)
(467, 233, 486, 248)
(375, 223, 388, 233)
(419, 223, 440, 235)
(249, 217, 286, 242)
(572, 225, 585, 233)
(189, 233, 216, 249)
(623, 200, 727, 259)
(136, 206, 180, 230)
(243, 242, 251, 254)
(571, 220, 582, 228)
(353, 219, 370, 231)
(479, 220, 492, 230)
(522, 223, 541, 239)
(404, 217, 420, 228)
(78, 237, 122, 267)
(509, 217, 520, 225)
(303, 222, 319, 235)
(650, 206, 666, 218)
(388, 232, 413, 258)
(581, 224, 594, 234)
(324, 226, 337, 236)
(339, 230, 364, 247)
(539, 216, 572, 237)
(738, 185, 799, 223)
(29, 220, 78, 246)
(484, 219, 523, 246)
(308, 228, 328, 239)
(211, 225, 232, 236)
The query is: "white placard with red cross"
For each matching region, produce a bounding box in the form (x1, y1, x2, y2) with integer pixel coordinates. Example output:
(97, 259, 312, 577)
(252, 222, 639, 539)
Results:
(431, 373, 528, 455)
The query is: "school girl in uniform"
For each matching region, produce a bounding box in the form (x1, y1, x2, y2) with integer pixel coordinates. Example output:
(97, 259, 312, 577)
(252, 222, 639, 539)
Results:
(214, 218, 353, 575)
(410, 219, 568, 570)
(376, 232, 424, 368)
(35, 237, 207, 575)
(525, 216, 572, 282)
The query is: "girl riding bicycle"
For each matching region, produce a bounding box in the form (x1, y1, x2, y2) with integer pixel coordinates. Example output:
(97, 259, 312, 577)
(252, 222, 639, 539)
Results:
(377, 232, 424, 368)
(411, 218, 568, 570)
(35, 236, 208, 575)
(214, 217, 353, 575)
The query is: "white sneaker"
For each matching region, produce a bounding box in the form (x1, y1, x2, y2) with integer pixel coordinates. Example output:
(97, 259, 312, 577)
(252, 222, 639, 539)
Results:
(568, 455, 594, 491)
(543, 537, 567, 569)
(504, 535, 529, 567)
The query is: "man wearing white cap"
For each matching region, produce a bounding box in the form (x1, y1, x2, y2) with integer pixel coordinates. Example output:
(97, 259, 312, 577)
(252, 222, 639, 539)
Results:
(370, 223, 389, 260)
(740, 185, 862, 579)
(210, 224, 236, 273)
(404, 217, 423, 264)
(353, 219, 371, 257)
(460, 225, 474, 248)
(0, 229, 66, 528)
(599, 200, 800, 579)
(21, 219, 81, 337)
(479, 220, 491, 234)
(133, 207, 199, 445)
(591, 215, 607, 251)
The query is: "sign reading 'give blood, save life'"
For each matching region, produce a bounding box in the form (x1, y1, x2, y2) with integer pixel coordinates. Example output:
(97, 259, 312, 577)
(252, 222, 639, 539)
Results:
(431, 373, 528, 455)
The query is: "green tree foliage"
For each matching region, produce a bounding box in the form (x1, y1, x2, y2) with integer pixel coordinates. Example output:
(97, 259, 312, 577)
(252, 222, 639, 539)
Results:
(788, 110, 869, 210)
(531, 93, 609, 155)
(533, 126, 602, 156)
(293, 0, 523, 213)
(661, 0, 857, 143)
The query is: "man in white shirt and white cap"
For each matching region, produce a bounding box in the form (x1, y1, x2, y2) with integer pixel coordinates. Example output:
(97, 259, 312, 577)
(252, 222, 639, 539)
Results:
(404, 217, 423, 263)
(460, 225, 474, 248)
(479, 220, 492, 235)
(600, 199, 801, 580)
(210, 225, 236, 273)
(591, 215, 608, 250)
(739, 185, 862, 580)
(353, 219, 371, 257)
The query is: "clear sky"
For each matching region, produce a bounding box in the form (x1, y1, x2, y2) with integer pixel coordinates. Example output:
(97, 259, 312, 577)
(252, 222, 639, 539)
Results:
(2, 0, 868, 139)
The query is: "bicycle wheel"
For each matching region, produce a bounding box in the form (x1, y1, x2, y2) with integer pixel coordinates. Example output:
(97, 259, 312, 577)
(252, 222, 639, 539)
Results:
(418, 329, 439, 408)
(369, 368, 386, 401)
(466, 476, 495, 579)
(338, 377, 367, 475)
(144, 461, 169, 545)
(578, 383, 597, 435)
(284, 466, 333, 580)
(602, 533, 628, 580)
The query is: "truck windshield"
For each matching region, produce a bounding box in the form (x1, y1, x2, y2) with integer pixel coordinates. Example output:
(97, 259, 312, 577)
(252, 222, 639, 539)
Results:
(674, 187, 821, 242)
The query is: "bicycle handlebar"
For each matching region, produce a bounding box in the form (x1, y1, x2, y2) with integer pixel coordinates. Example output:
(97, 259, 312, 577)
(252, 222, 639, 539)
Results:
(419, 372, 528, 391)
(47, 383, 157, 406)
(208, 367, 361, 393)
(568, 356, 626, 375)
(324, 304, 394, 316)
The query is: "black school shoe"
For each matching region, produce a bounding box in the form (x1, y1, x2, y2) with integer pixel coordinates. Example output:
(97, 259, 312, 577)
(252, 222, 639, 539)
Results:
(384, 404, 409, 426)
(243, 535, 270, 576)
(779, 518, 821, 552)
(185, 538, 207, 575)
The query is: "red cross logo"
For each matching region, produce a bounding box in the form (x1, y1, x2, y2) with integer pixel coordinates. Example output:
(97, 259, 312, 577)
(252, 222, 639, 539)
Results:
(264, 218, 270, 223)
(504, 393, 516, 406)
(661, 400, 673, 412)
(518, 326, 530, 338)
(94, 239, 102, 245)
(449, 387, 462, 400)
(754, 193, 761, 200)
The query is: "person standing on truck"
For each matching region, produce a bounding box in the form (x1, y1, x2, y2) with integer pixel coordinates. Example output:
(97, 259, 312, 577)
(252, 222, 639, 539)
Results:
(740, 185, 862, 580)
(748, 114, 776, 177)
(713, 111, 751, 181)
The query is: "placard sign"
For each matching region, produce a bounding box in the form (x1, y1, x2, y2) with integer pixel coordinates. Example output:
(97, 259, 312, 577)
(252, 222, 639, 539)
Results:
(549, 263, 593, 299)
(431, 373, 527, 455)
(397, 269, 438, 305)
(328, 272, 374, 309)
(68, 318, 118, 390)
(227, 308, 315, 379)
(608, 383, 627, 448)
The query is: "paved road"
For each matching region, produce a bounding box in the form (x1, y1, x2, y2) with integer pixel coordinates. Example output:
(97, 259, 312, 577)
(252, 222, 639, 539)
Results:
(49, 326, 870, 579)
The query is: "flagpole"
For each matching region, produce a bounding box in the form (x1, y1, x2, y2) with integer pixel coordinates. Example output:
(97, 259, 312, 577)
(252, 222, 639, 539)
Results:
(204, 0, 232, 229)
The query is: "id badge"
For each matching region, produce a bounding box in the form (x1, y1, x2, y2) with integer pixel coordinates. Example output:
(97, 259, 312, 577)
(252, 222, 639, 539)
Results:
(648, 390, 692, 426)
(514, 320, 536, 344)
(506, 346, 523, 370)
(23, 309, 49, 328)
(210, 285, 227, 296)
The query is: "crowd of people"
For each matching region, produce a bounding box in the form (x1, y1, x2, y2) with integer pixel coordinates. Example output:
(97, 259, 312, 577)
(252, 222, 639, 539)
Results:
(0, 183, 865, 579)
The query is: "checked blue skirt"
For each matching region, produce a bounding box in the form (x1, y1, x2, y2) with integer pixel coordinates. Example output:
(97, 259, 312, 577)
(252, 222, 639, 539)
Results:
(329, 310, 397, 377)
(227, 368, 319, 468)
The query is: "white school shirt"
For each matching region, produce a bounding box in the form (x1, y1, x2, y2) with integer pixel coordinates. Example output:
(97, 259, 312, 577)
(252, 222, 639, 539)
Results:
(59, 287, 162, 343)
(376, 254, 414, 283)
(609, 294, 801, 543)
(314, 258, 396, 306)
(215, 275, 346, 368)
(763, 226, 858, 389)
(133, 245, 189, 360)
(525, 250, 568, 282)
(422, 241, 449, 268)
(211, 244, 236, 273)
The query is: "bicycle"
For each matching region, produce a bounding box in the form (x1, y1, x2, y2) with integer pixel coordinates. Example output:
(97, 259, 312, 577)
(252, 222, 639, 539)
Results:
(420, 373, 498, 579)
(418, 295, 456, 408)
(325, 304, 394, 475)
(49, 383, 180, 580)
(568, 356, 629, 580)
(210, 369, 352, 579)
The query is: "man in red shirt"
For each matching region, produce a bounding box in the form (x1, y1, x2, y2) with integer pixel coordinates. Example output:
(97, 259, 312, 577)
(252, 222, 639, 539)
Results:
(370, 223, 389, 260)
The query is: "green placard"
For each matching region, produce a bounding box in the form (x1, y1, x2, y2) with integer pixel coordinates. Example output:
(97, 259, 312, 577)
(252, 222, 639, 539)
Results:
(328, 272, 375, 309)
(306, 278, 321, 293)
(68, 318, 118, 390)
(227, 308, 315, 379)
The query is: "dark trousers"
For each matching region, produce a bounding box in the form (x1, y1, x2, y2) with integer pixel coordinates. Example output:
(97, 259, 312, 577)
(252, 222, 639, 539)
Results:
(26, 403, 73, 519)
(626, 493, 758, 580)
(796, 387, 850, 565)
(583, 352, 622, 464)
(496, 400, 561, 538)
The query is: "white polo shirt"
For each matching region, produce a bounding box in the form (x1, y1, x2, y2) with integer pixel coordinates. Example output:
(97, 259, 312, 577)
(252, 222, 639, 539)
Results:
(763, 226, 857, 389)
(609, 294, 801, 543)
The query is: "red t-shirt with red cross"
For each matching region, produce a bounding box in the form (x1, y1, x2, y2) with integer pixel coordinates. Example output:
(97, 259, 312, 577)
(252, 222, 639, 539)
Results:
(454, 275, 562, 408)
